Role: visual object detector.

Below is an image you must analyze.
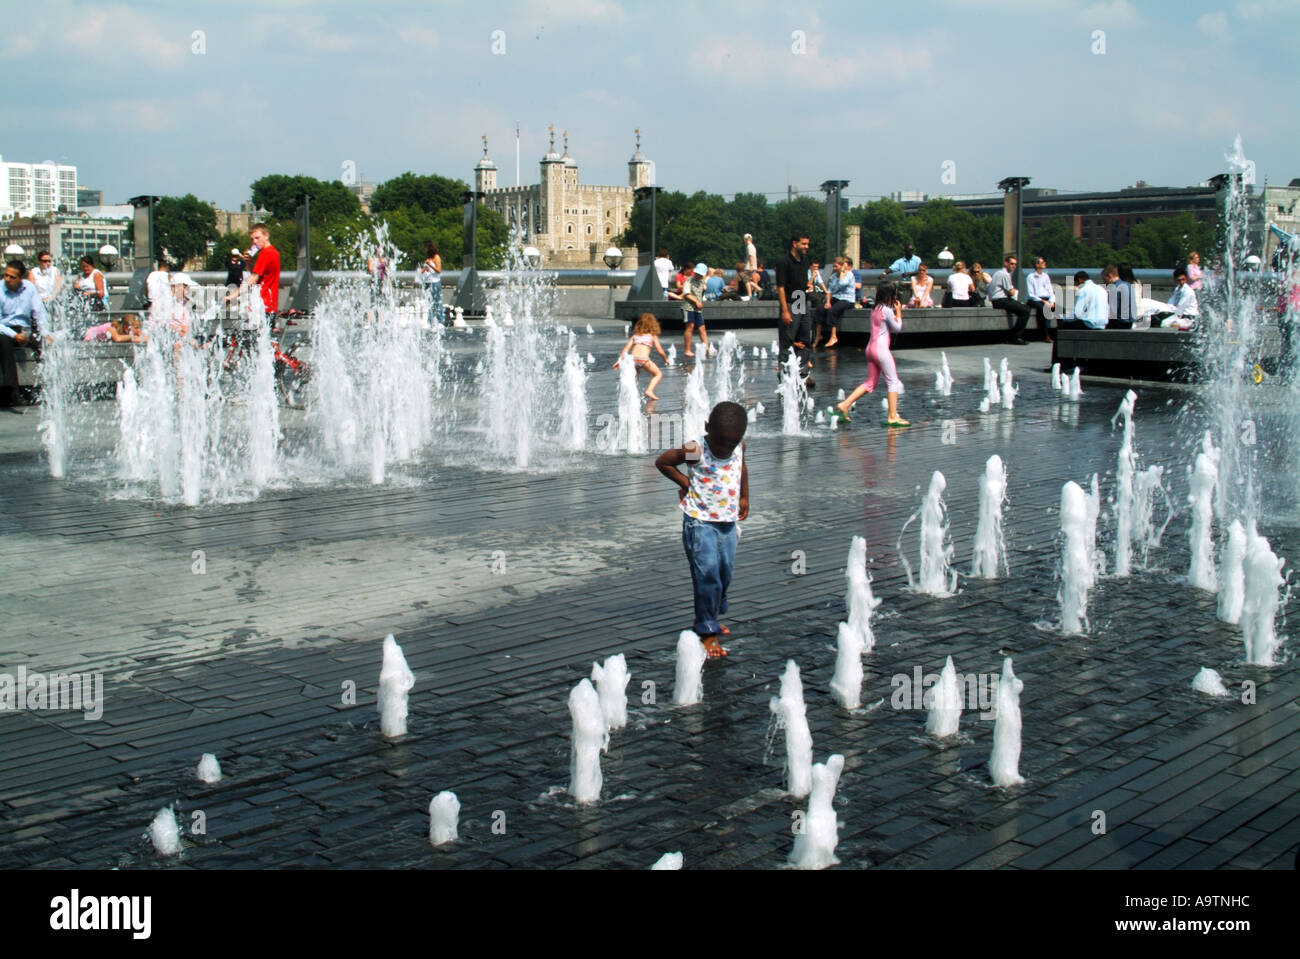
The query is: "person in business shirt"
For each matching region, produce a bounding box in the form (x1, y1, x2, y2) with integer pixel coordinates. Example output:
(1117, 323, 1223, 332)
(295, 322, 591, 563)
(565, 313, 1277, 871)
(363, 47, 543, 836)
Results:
(1058, 271, 1109, 330)
(1102, 265, 1135, 329)
(886, 244, 921, 280)
(1149, 267, 1199, 329)
(1, 260, 50, 410)
(1025, 257, 1056, 343)
(988, 255, 1032, 344)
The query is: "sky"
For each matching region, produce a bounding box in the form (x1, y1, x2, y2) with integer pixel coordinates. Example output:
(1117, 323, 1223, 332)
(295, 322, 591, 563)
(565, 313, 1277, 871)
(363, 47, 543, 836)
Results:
(4, 0, 1298, 211)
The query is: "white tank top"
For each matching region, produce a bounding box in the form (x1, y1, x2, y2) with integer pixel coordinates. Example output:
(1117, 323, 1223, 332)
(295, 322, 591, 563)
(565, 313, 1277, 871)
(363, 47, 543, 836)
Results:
(681, 437, 744, 522)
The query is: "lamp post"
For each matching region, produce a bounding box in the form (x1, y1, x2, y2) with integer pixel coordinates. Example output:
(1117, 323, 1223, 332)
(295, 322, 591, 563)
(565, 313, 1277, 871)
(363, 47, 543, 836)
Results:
(523, 246, 541, 269)
(820, 179, 850, 264)
(603, 246, 623, 316)
(634, 185, 661, 264)
(3, 243, 23, 259)
(998, 176, 1031, 293)
(98, 243, 118, 271)
(937, 246, 954, 268)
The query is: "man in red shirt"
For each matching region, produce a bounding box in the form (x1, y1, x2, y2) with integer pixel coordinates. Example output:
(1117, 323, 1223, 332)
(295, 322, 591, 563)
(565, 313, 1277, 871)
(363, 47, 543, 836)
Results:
(226, 223, 280, 320)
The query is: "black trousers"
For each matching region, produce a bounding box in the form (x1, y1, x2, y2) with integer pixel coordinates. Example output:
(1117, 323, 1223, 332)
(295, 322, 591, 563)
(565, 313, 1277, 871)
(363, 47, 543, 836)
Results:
(815, 298, 853, 334)
(778, 314, 812, 369)
(0, 334, 32, 399)
(992, 297, 1031, 337)
(1028, 299, 1054, 339)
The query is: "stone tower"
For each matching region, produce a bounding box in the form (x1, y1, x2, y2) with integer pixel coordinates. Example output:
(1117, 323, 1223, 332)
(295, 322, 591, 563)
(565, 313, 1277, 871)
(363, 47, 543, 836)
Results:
(539, 126, 565, 239)
(628, 128, 653, 189)
(474, 135, 497, 193)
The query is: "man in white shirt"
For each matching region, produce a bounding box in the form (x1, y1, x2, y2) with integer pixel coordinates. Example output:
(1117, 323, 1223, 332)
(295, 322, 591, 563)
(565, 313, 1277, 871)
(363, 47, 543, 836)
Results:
(1059, 271, 1108, 329)
(1025, 256, 1056, 343)
(28, 251, 62, 313)
(652, 248, 673, 299)
(743, 234, 757, 272)
(1151, 266, 1199, 329)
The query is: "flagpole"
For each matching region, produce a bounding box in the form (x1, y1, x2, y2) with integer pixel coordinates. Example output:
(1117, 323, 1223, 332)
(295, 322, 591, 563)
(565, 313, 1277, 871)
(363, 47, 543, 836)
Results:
(515, 123, 520, 187)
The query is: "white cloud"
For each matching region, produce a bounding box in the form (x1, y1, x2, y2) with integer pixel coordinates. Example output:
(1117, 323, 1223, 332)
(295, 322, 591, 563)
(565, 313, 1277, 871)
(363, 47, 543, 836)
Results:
(1076, 0, 1140, 28)
(1196, 11, 1231, 37)
(3, 2, 189, 68)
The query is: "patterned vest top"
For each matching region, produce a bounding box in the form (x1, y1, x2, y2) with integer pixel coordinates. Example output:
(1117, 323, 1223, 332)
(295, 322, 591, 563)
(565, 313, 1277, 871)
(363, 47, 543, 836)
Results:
(681, 437, 744, 522)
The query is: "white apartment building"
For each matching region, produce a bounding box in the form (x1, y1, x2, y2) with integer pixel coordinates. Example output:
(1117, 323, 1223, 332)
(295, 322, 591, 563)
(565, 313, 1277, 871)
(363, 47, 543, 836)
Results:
(0, 155, 78, 220)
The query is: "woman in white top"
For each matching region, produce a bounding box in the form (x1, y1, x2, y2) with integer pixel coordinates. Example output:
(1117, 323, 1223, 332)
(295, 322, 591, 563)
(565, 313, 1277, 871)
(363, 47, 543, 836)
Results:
(28, 251, 62, 306)
(72, 256, 107, 312)
(417, 241, 443, 324)
(908, 262, 934, 308)
(944, 261, 974, 307)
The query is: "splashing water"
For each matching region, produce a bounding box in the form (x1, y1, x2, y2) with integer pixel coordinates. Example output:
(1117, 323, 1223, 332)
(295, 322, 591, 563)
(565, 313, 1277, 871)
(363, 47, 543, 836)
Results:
(1188, 432, 1221, 591)
(378, 634, 415, 738)
(1241, 527, 1286, 666)
(1218, 520, 1248, 625)
(998, 357, 1017, 409)
(989, 658, 1025, 786)
(613, 346, 646, 453)
(673, 630, 705, 706)
(1111, 391, 1139, 577)
(568, 678, 607, 804)
(900, 472, 957, 596)
(777, 351, 808, 435)
(789, 754, 845, 869)
(1059, 481, 1091, 634)
(590, 653, 629, 733)
(971, 454, 1009, 578)
(558, 339, 588, 451)
(769, 660, 813, 798)
(934, 352, 953, 395)
(428, 791, 460, 845)
(924, 655, 962, 738)
(149, 806, 182, 856)
(682, 363, 710, 443)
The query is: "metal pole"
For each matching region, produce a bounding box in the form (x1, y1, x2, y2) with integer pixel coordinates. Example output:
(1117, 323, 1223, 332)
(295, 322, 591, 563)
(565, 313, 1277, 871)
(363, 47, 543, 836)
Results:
(650, 188, 657, 263)
(1015, 183, 1024, 292)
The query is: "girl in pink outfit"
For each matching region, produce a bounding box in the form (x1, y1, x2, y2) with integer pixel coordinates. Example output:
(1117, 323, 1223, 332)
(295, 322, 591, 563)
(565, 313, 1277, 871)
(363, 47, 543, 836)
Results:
(614, 312, 669, 399)
(836, 282, 908, 426)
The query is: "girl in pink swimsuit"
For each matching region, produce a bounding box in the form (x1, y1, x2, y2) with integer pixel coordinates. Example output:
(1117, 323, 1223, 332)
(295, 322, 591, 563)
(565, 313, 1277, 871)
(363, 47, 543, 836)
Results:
(614, 313, 670, 400)
(836, 282, 908, 426)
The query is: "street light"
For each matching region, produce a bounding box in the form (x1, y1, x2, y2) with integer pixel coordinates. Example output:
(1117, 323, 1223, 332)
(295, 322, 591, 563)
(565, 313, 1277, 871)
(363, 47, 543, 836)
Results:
(99, 243, 119, 271)
(937, 246, 954, 267)
(4, 243, 24, 258)
(603, 247, 623, 316)
(1244, 254, 1262, 270)
(523, 245, 541, 269)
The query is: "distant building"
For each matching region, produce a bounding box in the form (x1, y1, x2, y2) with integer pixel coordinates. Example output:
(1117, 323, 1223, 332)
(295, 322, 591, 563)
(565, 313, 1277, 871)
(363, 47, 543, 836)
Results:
(0, 155, 78, 220)
(0, 209, 133, 268)
(76, 186, 103, 210)
(214, 201, 260, 239)
(895, 184, 1219, 250)
(347, 179, 378, 215)
(1260, 180, 1300, 263)
(474, 129, 647, 268)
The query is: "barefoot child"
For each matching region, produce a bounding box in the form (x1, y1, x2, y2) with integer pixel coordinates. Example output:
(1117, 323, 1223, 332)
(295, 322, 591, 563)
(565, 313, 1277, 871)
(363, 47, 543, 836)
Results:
(682, 262, 710, 357)
(655, 401, 750, 659)
(836, 281, 908, 427)
(614, 313, 669, 400)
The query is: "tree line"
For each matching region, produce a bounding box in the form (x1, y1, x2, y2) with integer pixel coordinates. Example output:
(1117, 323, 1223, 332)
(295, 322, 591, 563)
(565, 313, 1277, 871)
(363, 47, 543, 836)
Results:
(150, 172, 509, 273)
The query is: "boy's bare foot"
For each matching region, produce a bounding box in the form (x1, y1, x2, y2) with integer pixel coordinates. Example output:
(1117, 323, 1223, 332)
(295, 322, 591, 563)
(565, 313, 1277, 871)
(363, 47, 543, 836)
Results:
(700, 635, 728, 658)
(825, 336, 838, 347)
(684, 351, 694, 357)
(645, 390, 659, 400)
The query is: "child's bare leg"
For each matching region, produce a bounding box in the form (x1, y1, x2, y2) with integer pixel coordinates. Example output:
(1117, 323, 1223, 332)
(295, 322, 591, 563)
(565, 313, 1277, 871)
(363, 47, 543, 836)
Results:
(643, 361, 662, 400)
(837, 383, 869, 416)
(887, 391, 909, 425)
(825, 326, 838, 347)
(684, 324, 694, 357)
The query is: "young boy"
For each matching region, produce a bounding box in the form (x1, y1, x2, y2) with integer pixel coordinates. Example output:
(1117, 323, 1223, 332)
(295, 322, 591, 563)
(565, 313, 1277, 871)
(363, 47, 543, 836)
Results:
(655, 401, 750, 659)
(681, 261, 709, 358)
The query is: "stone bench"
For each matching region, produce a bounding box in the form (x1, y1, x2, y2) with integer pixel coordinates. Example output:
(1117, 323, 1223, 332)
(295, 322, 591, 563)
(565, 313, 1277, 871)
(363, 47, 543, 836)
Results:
(1053, 324, 1288, 380)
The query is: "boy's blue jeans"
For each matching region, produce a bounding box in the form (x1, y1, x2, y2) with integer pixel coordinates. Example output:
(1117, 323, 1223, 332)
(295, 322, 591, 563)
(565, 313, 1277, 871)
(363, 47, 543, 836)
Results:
(682, 515, 737, 636)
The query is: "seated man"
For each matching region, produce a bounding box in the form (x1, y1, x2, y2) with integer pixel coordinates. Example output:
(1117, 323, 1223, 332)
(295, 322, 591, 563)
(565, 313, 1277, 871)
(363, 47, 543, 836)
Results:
(1149, 267, 1199, 329)
(1058, 270, 1109, 330)
(703, 267, 725, 301)
(1102, 265, 1135, 329)
(1, 259, 50, 410)
(717, 263, 745, 301)
(988, 255, 1032, 344)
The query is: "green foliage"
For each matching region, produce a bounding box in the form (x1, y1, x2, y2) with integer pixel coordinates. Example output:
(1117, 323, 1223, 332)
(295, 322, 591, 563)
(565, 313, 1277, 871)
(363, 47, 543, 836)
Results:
(847, 197, 1004, 269)
(616, 191, 838, 269)
(250, 174, 360, 224)
(1124, 213, 1214, 270)
(369, 173, 469, 217)
(153, 194, 218, 267)
(372, 204, 508, 270)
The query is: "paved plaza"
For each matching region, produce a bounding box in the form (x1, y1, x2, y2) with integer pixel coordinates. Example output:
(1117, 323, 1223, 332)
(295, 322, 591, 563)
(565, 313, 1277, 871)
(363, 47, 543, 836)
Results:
(1, 323, 1297, 870)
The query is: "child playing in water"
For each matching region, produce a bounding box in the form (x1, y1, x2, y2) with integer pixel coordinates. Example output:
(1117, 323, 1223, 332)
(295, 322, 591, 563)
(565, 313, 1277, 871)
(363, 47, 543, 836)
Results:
(614, 312, 669, 400)
(836, 281, 908, 427)
(655, 401, 750, 659)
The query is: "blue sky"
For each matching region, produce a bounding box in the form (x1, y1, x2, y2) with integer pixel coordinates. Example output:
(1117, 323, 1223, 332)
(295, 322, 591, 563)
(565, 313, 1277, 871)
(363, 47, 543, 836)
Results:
(5, 0, 1297, 210)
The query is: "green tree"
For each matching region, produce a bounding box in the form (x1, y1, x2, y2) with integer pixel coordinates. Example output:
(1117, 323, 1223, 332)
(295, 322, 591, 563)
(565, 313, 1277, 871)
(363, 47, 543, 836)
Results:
(154, 194, 218, 267)
(370, 173, 468, 216)
(847, 199, 910, 266)
(250, 174, 361, 224)
(1125, 213, 1214, 270)
(204, 231, 249, 271)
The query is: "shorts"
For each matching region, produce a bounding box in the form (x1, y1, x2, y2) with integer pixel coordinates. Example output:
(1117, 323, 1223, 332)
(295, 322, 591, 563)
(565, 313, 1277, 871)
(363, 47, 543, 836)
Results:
(683, 310, 704, 327)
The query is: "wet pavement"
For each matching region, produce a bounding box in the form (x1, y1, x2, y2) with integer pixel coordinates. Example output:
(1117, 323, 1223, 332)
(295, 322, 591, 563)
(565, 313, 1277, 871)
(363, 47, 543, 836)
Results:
(1, 321, 1297, 870)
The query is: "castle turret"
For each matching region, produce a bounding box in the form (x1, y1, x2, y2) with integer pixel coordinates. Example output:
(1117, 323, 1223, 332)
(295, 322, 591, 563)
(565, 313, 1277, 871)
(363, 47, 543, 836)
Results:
(539, 126, 565, 238)
(474, 135, 497, 193)
(628, 128, 653, 189)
